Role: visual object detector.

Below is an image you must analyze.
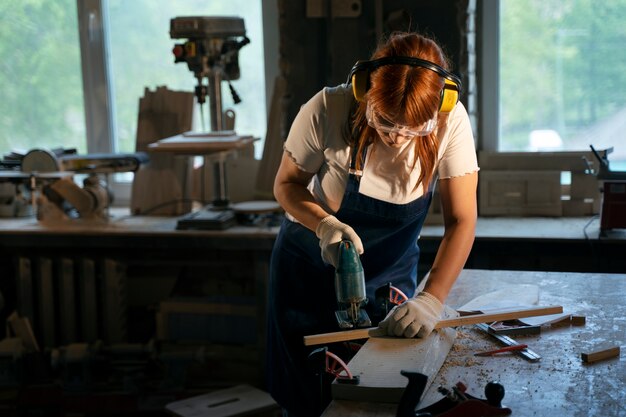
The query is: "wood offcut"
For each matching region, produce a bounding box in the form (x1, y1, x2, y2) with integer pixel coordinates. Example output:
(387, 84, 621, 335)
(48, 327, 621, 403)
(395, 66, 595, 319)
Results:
(581, 346, 620, 364)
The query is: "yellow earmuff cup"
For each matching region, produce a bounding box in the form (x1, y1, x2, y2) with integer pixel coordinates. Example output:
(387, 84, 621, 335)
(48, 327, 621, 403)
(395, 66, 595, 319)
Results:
(439, 79, 459, 113)
(351, 70, 369, 102)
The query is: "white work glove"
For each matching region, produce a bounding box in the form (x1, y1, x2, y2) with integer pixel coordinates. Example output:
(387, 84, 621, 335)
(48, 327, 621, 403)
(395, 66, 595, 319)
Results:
(315, 215, 364, 267)
(378, 291, 444, 338)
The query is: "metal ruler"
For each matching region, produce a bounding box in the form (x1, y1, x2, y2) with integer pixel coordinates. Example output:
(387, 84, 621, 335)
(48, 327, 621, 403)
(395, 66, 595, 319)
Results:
(474, 323, 541, 362)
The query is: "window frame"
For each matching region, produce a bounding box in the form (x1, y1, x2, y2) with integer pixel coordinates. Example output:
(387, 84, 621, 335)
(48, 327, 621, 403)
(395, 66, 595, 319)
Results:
(477, 0, 500, 152)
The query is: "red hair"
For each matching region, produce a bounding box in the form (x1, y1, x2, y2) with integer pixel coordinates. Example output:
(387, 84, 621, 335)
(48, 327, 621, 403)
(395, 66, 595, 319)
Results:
(349, 32, 452, 191)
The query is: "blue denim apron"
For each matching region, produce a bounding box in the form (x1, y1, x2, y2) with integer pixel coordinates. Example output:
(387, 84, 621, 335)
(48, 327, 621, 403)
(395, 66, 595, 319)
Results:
(266, 145, 433, 417)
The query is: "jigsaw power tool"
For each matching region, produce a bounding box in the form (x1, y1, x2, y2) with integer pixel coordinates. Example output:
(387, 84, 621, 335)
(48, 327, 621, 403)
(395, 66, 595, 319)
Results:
(334, 240, 372, 329)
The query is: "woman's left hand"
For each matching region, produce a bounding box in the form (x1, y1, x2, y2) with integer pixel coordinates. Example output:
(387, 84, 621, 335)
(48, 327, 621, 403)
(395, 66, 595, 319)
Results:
(378, 291, 443, 338)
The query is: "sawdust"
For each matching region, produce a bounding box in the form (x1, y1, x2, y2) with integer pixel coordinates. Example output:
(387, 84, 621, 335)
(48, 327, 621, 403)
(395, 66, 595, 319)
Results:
(440, 329, 482, 369)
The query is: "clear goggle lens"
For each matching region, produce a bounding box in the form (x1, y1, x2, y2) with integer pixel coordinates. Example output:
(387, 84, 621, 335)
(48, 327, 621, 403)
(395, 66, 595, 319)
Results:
(366, 105, 437, 137)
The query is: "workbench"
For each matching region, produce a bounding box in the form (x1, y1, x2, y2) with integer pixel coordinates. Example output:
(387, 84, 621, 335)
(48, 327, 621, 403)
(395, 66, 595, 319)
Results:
(322, 269, 626, 417)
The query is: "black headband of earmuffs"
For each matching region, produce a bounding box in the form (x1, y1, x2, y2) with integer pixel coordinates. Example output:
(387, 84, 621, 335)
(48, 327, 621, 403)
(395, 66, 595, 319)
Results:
(347, 56, 462, 113)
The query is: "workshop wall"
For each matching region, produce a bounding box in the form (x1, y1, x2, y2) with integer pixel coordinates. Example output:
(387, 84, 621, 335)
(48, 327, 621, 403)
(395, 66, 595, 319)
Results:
(278, 0, 474, 132)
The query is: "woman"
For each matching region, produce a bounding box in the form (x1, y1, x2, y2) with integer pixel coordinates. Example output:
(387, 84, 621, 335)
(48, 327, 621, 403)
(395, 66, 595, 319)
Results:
(266, 31, 478, 417)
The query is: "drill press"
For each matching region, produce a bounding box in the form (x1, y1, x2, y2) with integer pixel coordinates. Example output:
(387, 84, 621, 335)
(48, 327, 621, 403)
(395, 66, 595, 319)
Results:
(169, 16, 250, 229)
(334, 240, 372, 329)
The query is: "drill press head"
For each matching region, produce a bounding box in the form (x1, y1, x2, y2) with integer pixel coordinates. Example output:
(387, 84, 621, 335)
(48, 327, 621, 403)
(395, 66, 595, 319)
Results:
(334, 240, 372, 329)
(170, 16, 249, 84)
(170, 16, 250, 131)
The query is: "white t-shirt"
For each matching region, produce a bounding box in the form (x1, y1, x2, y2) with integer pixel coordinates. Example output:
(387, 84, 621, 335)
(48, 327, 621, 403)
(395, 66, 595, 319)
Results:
(284, 84, 479, 215)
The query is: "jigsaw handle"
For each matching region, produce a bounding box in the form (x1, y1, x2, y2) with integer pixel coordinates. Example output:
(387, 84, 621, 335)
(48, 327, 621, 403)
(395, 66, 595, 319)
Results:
(335, 240, 366, 304)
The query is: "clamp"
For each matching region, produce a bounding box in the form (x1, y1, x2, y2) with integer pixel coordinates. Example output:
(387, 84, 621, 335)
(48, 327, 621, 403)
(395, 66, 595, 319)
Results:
(309, 346, 359, 385)
(373, 282, 409, 322)
(308, 346, 359, 416)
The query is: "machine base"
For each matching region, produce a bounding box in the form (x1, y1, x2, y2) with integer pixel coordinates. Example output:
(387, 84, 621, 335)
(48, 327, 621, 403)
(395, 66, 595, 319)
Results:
(176, 206, 236, 230)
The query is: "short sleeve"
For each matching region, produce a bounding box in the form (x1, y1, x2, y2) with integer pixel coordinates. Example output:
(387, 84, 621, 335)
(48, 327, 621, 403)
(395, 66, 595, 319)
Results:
(437, 102, 480, 179)
(283, 89, 327, 173)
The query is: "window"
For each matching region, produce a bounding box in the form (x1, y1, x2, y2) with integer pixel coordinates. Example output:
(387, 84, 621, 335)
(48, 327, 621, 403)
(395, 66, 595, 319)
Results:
(1, 0, 270, 206)
(498, 0, 626, 169)
(0, 0, 86, 154)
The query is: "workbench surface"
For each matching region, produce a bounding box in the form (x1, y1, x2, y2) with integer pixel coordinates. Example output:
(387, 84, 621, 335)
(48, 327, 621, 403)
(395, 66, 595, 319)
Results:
(323, 269, 626, 417)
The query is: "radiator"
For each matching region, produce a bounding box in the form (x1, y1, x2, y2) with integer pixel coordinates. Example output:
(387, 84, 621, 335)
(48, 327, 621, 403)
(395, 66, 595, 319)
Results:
(15, 256, 127, 348)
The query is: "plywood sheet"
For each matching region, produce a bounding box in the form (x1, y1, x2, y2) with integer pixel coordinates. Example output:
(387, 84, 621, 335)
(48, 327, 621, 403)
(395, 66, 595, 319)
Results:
(331, 326, 456, 403)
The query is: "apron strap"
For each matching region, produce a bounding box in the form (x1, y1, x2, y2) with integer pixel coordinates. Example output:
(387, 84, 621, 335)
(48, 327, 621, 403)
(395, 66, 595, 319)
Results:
(348, 144, 368, 178)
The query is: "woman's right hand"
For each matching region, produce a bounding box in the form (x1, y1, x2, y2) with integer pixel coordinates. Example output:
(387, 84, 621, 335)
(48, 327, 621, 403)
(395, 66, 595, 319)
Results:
(315, 215, 364, 267)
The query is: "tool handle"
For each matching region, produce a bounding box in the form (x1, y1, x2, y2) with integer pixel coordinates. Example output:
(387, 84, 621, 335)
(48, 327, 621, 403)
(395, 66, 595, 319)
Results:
(474, 344, 528, 357)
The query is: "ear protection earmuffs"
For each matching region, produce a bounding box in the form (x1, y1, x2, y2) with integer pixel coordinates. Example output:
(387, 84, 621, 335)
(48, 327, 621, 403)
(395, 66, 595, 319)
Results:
(346, 56, 462, 113)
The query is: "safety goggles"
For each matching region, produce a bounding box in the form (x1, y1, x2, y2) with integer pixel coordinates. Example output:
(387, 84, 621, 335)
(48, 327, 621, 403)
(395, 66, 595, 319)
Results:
(366, 104, 437, 138)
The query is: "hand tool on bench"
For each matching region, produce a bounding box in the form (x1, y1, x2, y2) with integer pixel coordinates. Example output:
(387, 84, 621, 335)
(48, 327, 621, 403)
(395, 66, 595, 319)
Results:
(303, 305, 563, 346)
(397, 370, 512, 417)
(474, 323, 542, 361)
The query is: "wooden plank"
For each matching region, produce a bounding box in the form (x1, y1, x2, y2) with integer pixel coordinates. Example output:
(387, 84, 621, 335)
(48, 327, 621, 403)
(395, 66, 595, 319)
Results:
(7, 311, 39, 352)
(131, 86, 195, 215)
(303, 305, 563, 346)
(331, 327, 456, 403)
(255, 75, 287, 200)
(581, 346, 620, 363)
(436, 305, 563, 327)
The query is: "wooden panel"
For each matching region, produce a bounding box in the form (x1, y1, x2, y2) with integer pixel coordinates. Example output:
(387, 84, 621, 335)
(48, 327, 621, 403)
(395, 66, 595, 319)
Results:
(255, 75, 287, 200)
(562, 199, 596, 216)
(479, 170, 562, 216)
(131, 86, 195, 215)
(479, 150, 599, 172)
(571, 173, 599, 199)
(331, 327, 456, 403)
